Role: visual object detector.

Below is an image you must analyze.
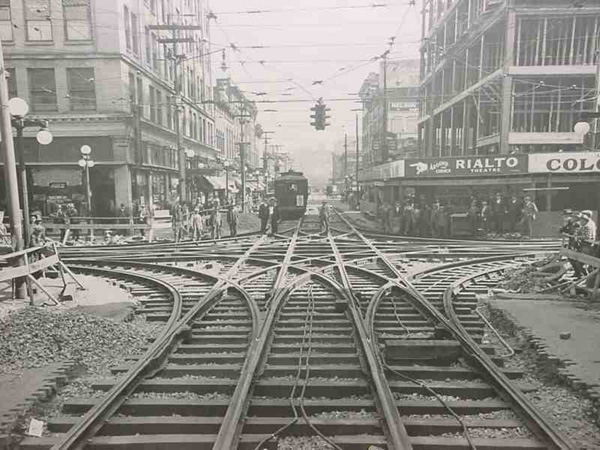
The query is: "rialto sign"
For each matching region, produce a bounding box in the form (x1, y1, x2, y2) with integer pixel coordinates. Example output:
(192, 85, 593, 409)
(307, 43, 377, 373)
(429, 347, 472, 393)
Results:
(405, 155, 528, 177)
(529, 152, 600, 174)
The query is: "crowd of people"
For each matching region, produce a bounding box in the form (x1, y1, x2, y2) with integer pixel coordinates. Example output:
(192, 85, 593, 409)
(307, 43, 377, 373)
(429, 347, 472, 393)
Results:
(375, 193, 542, 238)
(169, 200, 241, 243)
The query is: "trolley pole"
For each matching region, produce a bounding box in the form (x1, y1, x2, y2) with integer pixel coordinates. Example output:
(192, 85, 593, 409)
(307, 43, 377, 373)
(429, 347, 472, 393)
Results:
(0, 40, 26, 298)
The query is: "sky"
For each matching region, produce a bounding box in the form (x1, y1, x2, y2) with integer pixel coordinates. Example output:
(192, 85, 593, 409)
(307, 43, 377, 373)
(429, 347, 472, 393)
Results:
(208, 0, 422, 186)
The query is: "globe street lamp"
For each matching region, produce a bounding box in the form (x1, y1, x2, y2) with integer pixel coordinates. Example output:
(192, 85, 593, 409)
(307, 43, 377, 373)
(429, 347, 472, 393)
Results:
(78, 145, 95, 227)
(8, 97, 53, 246)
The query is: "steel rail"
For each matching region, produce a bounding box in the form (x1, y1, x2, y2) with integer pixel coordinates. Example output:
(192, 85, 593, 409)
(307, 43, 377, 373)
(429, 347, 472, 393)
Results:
(442, 265, 575, 449)
(212, 218, 303, 450)
(51, 236, 267, 450)
(333, 209, 576, 450)
(326, 232, 413, 450)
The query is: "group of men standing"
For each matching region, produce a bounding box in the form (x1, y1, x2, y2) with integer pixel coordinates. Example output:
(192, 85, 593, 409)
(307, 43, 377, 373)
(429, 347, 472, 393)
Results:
(467, 194, 539, 238)
(378, 196, 452, 238)
(258, 198, 280, 235)
(171, 201, 240, 243)
(560, 209, 598, 278)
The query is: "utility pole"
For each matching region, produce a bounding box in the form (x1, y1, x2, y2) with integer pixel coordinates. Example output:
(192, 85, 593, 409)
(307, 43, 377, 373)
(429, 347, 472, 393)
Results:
(381, 50, 389, 163)
(262, 130, 274, 193)
(355, 114, 360, 195)
(152, 20, 202, 204)
(344, 133, 348, 179)
(0, 41, 26, 298)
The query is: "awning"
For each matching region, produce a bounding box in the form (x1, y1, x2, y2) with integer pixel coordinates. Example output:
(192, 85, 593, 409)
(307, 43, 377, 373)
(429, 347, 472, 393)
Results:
(200, 175, 227, 190)
(246, 180, 266, 191)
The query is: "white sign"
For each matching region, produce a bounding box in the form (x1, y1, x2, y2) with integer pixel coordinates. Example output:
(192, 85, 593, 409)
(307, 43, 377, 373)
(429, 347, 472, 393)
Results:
(528, 152, 600, 174)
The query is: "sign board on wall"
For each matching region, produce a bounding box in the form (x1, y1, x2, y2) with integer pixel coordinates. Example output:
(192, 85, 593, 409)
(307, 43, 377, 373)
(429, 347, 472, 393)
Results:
(528, 152, 600, 174)
(405, 155, 528, 177)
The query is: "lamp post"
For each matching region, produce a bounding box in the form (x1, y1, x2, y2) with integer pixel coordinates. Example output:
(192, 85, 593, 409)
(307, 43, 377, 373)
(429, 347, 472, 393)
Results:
(223, 160, 231, 204)
(8, 97, 53, 246)
(78, 145, 95, 228)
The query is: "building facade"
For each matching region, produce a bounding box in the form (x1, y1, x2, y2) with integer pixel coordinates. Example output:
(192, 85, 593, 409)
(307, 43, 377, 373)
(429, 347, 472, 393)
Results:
(359, 59, 420, 167)
(2, 0, 216, 217)
(418, 0, 600, 156)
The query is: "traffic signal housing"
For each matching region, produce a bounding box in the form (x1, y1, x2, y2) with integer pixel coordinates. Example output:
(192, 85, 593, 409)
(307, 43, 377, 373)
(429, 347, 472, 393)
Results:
(309, 102, 330, 131)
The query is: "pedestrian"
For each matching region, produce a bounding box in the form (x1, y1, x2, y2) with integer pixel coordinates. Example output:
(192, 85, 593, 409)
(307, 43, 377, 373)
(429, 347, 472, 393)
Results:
(52, 204, 67, 241)
(480, 200, 492, 235)
(191, 208, 204, 241)
(560, 209, 586, 278)
(467, 200, 480, 237)
(29, 215, 48, 248)
(66, 203, 79, 241)
(400, 199, 414, 235)
(117, 203, 129, 225)
(578, 210, 597, 242)
(227, 203, 239, 237)
(431, 201, 447, 238)
(520, 196, 538, 238)
(507, 195, 521, 232)
(491, 192, 507, 235)
(210, 202, 222, 240)
(416, 198, 431, 237)
(258, 198, 269, 234)
(269, 198, 280, 235)
(319, 201, 330, 234)
(172, 203, 185, 242)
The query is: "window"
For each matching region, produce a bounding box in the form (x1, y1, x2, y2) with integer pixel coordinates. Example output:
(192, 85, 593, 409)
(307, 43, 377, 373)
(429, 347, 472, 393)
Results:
(124, 6, 131, 50)
(28, 68, 57, 112)
(131, 13, 139, 55)
(0, 0, 13, 41)
(166, 95, 173, 129)
(63, 0, 92, 41)
(156, 90, 163, 125)
(151, 33, 158, 71)
(67, 68, 96, 111)
(136, 77, 144, 116)
(6, 68, 16, 98)
(128, 72, 136, 111)
(25, 0, 52, 41)
(145, 27, 151, 64)
(149, 86, 156, 122)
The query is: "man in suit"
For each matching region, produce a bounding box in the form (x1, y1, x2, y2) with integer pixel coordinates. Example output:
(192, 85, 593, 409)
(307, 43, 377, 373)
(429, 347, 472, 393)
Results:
(269, 198, 280, 235)
(507, 195, 521, 232)
(491, 192, 507, 235)
(258, 199, 269, 234)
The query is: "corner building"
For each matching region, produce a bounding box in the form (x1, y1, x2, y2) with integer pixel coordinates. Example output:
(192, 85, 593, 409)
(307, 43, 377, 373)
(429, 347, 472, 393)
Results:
(2, 0, 216, 216)
(407, 0, 600, 233)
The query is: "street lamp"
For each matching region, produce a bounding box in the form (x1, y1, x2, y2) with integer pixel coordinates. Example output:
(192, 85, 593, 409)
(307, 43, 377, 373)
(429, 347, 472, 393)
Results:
(78, 145, 95, 222)
(223, 160, 231, 203)
(8, 97, 53, 246)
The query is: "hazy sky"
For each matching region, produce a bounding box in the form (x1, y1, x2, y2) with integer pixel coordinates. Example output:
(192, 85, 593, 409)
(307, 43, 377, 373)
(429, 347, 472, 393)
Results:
(209, 0, 422, 185)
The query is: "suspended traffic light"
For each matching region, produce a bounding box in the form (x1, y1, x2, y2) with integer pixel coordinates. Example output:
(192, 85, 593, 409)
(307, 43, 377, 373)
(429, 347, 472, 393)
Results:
(309, 102, 329, 131)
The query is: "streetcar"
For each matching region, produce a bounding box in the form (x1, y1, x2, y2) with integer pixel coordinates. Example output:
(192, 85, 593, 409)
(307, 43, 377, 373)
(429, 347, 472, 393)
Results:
(274, 169, 309, 219)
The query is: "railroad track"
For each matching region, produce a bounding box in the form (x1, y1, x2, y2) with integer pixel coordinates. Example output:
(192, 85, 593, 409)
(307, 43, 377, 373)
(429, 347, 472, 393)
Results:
(20, 208, 575, 450)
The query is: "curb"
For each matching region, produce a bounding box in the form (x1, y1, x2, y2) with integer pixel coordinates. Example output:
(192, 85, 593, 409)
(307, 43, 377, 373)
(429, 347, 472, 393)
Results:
(0, 359, 79, 449)
(488, 303, 600, 425)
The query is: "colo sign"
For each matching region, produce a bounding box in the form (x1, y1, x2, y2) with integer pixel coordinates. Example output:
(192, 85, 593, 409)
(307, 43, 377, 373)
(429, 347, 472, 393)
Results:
(529, 152, 600, 174)
(405, 155, 528, 177)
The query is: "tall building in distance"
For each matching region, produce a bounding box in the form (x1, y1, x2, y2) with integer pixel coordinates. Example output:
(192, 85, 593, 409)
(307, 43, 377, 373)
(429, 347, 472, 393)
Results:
(3, 0, 216, 216)
(359, 59, 420, 167)
(418, 0, 600, 157)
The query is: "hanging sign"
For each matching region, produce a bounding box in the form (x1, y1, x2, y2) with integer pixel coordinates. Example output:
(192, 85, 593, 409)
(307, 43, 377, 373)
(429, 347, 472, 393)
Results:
(528, 152, 600, 174)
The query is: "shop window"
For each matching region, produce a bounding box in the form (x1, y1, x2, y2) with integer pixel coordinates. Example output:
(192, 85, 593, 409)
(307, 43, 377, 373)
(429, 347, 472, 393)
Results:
(24, 0, 52, 41)
(67, 68, 96, 111)
(0, 0, 13, 41)
(28, 68, 57, 112)
(63, 0, 92, 41)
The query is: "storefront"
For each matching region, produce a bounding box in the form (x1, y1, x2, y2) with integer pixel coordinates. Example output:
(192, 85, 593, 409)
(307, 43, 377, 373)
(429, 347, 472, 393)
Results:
(358, 152, 600, 237)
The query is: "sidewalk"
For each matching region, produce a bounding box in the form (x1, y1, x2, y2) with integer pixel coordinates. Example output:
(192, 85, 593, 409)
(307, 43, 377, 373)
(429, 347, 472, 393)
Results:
(489, 297, 600, 405)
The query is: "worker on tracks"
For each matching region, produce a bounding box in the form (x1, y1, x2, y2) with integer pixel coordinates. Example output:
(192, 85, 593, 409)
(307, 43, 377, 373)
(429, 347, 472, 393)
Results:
(319, 201, 330, 234)
(210, 202, 222, 240)
(227, 203, 239, 237)
(258, 198, 269, 234)
(191, 208, 204, 242)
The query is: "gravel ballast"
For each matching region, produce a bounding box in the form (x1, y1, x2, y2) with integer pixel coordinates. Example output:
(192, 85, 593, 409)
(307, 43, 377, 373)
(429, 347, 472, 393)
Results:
(0, 307, 159, 375)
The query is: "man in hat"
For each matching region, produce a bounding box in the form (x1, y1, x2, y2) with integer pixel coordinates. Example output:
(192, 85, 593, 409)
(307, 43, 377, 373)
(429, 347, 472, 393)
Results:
(226, 203, 239, 237)
(491, 192, 507, 235)
(191, 207, 204, 242)
(521, 196, 538, 238)
(258, 198, 269, 234)
(579, 210, 597, 242)
(29, 215, 48, 248)
(559, 209, 577, 246)
(319, 200, 330, 234)
(507, 195, 522, 233)
(269, 198, 280, 235)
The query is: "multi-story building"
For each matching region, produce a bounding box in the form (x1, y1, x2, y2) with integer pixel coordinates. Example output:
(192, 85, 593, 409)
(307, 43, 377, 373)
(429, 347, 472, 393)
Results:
(2, 0, 216, 217)
(331, 137, 361, 194)
(359, 59, 420, 167)
(418, 0, 599, 156)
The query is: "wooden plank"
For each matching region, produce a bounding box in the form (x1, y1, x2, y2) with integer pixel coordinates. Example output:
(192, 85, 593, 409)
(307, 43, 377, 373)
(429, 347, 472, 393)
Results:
(560, 248, 600, 268)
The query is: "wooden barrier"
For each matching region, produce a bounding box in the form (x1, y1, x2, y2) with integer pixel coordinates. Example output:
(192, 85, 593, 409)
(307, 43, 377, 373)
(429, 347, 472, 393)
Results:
(0, 244, 84, 305)
(559, 247, 600, 300)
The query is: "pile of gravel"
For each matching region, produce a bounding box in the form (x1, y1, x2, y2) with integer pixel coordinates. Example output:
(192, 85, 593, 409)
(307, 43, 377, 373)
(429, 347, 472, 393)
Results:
(0, 307, 156, 375)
